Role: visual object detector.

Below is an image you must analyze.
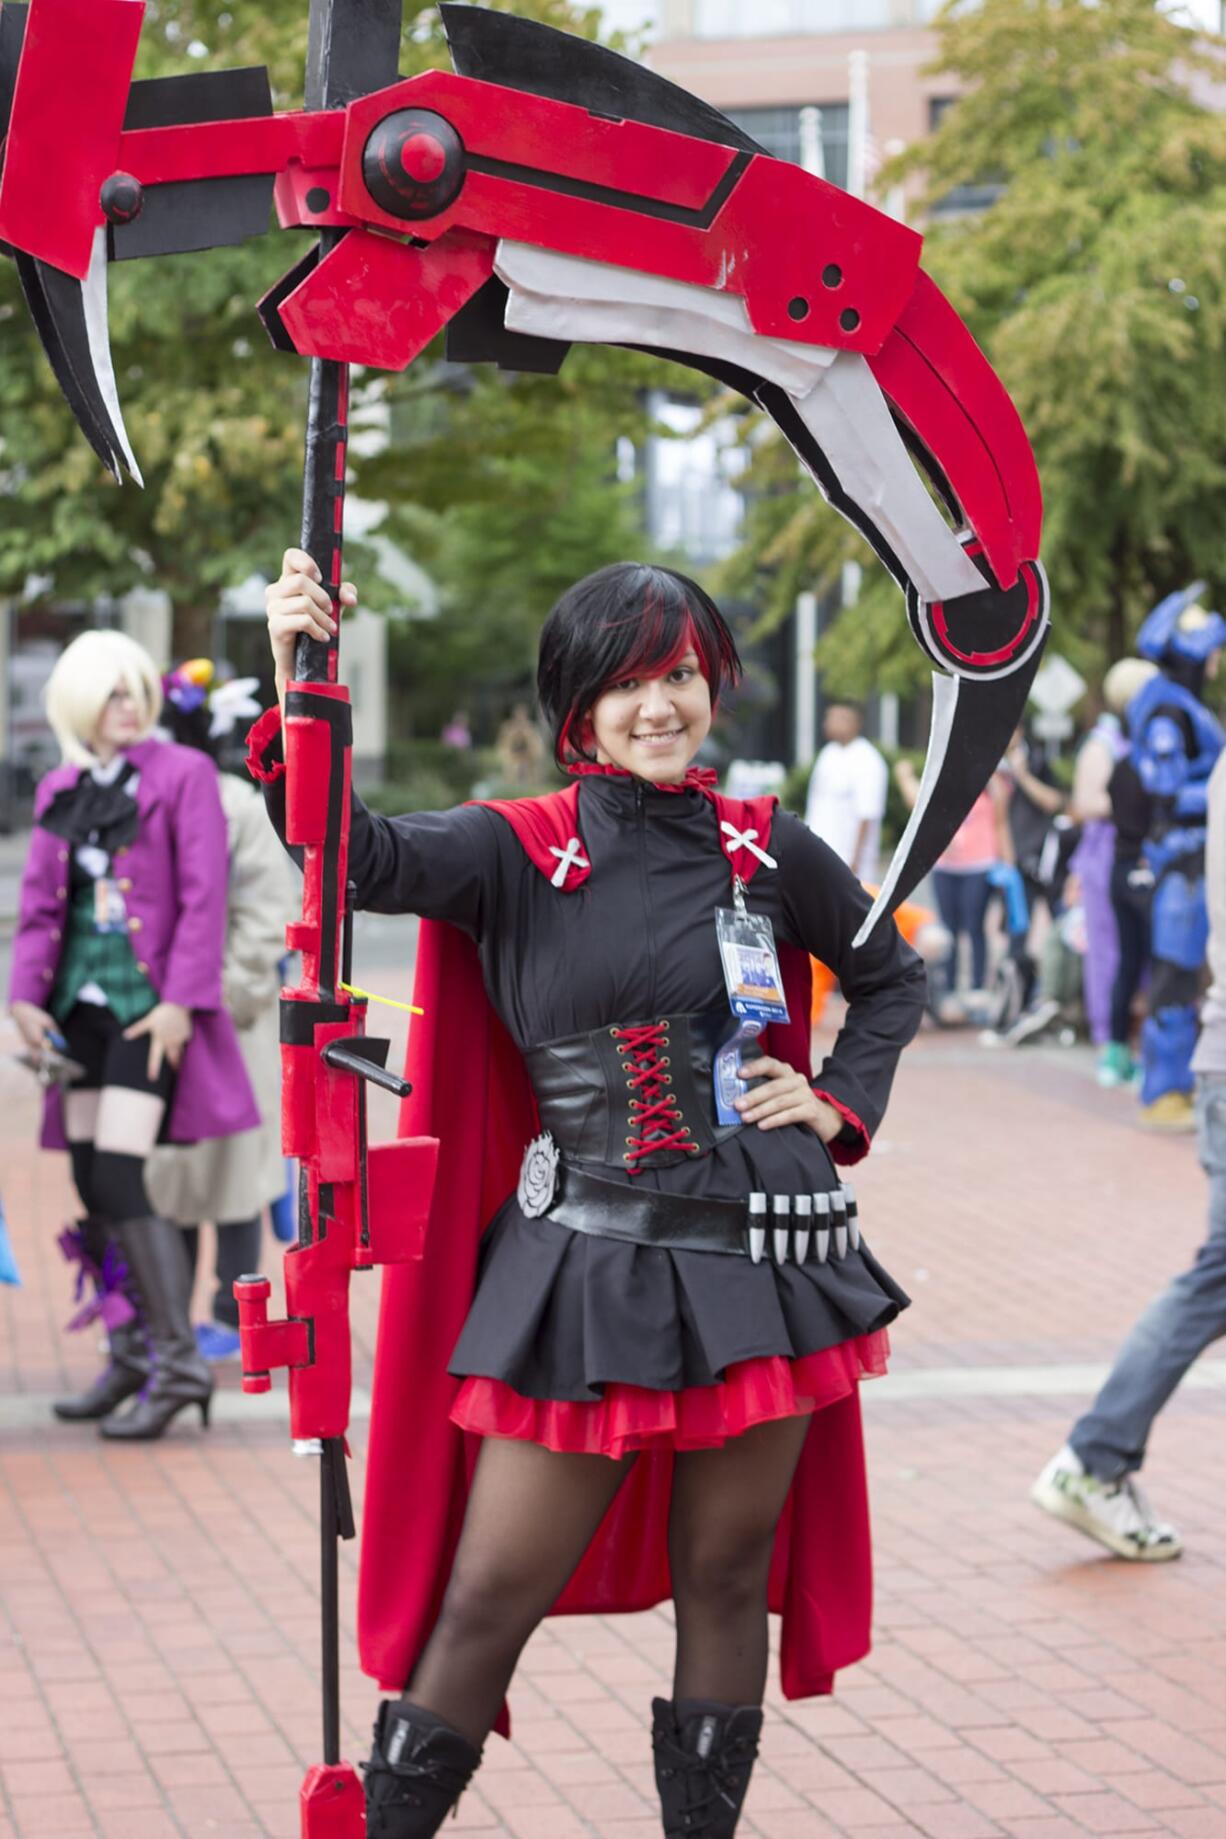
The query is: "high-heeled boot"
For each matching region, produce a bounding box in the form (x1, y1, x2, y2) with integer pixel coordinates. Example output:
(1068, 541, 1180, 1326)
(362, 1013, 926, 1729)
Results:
(99, 1217, 213, 1440)
(651, 1698, 763, 1838)
(53, 1218, 150, 1421)
(363, 1699, 482, 1838)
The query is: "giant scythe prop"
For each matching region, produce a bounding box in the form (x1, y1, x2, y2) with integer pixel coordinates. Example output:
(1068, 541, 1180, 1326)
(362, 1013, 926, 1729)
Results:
(0, 0, 1049, 1825)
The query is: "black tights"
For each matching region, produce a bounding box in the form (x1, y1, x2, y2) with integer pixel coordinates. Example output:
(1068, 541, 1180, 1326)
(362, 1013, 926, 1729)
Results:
(63, 1003, 174, 1222)
(70, 1141, 153, 1220)
(405, 1414, 811, 1750)
(668, 1413, 811, 1705)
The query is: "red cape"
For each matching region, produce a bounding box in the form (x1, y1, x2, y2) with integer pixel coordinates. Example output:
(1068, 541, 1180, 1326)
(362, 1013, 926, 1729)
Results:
(358, 783, 874, 1717)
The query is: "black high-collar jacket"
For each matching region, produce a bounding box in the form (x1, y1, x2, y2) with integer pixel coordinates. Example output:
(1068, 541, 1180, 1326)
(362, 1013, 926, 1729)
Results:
(265, 759, 927, 1201)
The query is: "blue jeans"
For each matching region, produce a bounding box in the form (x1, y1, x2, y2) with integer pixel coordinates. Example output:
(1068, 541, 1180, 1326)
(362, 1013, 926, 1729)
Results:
(932, 868, 991, 993)
(1070, 1073, 1226, 1480)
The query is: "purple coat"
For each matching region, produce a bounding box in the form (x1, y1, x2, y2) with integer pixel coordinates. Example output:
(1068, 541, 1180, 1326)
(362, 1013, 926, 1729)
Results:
(10, 736, 261, 1150)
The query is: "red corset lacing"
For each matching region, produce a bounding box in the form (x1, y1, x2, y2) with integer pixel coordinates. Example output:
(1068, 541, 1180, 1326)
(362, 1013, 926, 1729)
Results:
(613, 1021, 700, 1173)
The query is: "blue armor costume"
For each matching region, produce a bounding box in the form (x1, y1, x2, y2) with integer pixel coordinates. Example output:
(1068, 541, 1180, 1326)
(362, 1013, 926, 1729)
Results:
(1128, 584, 1226, 1108)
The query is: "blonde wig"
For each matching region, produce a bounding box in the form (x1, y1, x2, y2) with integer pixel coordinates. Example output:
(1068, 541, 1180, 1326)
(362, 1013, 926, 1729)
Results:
(44, 629, 163, 766)
(1102, 657, 1159, 716)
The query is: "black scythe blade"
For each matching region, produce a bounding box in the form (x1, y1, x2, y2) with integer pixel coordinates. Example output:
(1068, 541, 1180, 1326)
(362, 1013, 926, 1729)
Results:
(15, 250, 129, 479)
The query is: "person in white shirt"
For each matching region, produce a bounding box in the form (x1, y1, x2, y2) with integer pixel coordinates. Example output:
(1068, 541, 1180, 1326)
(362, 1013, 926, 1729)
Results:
(804, 701, 889, 884)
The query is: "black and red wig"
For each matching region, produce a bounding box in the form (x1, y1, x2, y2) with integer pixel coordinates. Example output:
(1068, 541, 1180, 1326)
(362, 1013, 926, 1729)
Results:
(537, 562, 741, 766)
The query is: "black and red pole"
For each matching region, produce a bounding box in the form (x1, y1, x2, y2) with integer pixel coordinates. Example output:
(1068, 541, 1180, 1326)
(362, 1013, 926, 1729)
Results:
(233, 5, 415, 1833)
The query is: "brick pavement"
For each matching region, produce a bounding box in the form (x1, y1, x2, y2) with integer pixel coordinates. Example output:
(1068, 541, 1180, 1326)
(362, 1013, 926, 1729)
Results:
(3, 1002, 1226, 1839)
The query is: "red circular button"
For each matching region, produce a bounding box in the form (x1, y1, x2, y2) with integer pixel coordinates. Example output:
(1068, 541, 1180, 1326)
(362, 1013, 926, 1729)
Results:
(400, 132, 447, 183)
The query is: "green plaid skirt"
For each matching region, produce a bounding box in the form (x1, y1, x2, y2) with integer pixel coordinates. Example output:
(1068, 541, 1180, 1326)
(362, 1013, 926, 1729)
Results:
(50, 887, 158, 1028)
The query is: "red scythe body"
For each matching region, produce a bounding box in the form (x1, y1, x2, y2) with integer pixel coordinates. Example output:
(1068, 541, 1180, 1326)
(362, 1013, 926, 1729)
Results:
(0, 1, 1050, 1829)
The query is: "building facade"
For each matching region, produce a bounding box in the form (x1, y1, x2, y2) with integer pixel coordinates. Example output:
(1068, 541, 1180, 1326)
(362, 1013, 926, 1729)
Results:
(640, 0, 957, 765)
(649, 0, 952, 205)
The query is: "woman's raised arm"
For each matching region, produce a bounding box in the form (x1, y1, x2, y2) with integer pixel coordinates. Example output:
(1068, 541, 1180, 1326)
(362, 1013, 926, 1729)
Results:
(254, 548, 502, 937)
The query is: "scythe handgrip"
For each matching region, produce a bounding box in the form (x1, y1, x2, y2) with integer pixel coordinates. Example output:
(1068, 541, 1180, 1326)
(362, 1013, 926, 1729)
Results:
(294, 249, 350, 694)
(321, 1042, 413, 1099)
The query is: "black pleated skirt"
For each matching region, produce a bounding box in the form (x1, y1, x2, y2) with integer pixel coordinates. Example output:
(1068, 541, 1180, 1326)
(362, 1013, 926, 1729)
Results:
(449, 1192, 909, 1402)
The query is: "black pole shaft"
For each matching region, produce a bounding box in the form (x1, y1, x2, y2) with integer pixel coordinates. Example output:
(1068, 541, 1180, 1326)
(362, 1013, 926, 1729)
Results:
(293, 339, 348, 689)
(321, 1437, 343, 1767)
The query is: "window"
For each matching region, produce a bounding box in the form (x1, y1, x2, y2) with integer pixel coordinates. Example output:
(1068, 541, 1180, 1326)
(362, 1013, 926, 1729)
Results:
(927, 96, 1004, 215)
(725, 102, 850, 191)
(644, 394, 748, 566)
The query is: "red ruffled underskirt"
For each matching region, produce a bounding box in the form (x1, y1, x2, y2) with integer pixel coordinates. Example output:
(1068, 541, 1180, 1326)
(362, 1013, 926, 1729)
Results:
(450, 1331, 890, 1459)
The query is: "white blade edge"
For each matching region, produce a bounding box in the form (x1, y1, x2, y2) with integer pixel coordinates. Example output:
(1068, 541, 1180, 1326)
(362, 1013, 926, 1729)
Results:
(497, 243, 983, 603)
(853, 668, 958, 948)
(83, 226, 143, 487)
(496, 240, 837, 396)
(792, 352, 986, 604)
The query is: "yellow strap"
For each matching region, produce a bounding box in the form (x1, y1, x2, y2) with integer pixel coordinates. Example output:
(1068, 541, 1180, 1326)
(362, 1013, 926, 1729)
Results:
(339, 980, 424, 1016)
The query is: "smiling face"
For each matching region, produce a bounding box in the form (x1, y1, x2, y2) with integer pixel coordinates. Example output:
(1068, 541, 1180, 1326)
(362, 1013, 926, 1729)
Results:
(588, 649, 713, 784)
(537, 562, 741, 780)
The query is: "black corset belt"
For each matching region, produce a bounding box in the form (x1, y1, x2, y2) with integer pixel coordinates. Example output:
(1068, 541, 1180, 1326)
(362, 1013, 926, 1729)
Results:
(519, 1149, 862, 1266)
(524, 1010, 764, 1174)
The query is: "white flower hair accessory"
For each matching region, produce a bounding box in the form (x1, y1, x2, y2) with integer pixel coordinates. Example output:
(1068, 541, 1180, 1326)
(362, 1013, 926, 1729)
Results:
(207, 675, 263, 739)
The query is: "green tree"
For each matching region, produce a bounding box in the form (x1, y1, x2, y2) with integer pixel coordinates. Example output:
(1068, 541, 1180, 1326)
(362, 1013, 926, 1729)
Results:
(720, 0, 1226, 695)
(365, 347, 708, 737)
(0, 0, 670, 686)
(0, 0, 316, 649)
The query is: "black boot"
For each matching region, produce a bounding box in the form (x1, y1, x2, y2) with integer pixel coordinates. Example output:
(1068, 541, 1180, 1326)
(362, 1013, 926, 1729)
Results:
(99, 1218, 213, 1440)
(364, 1699, 482, 1838)
(53, 1218, 150, 1421)
(652, 1698, 763, 1838)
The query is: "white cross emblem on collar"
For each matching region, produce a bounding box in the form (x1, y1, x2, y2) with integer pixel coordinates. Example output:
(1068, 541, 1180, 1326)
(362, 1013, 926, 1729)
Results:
(548, 836, 590, 888)
(720, 821, 777, 870)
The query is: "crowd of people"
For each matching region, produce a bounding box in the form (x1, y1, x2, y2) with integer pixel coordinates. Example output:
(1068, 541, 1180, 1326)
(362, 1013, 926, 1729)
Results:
(801, 591, 1226, 1573)
(803, 622, 1223, 1137)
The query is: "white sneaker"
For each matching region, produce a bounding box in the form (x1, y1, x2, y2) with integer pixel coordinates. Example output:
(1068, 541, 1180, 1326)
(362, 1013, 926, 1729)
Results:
(1003, 998, 1062, 1047)
(1031, 1445, 1183, 1561)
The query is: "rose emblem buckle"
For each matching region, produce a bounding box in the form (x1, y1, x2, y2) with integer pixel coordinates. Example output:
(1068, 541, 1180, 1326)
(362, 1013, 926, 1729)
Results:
(517, 1132, 561, 1218)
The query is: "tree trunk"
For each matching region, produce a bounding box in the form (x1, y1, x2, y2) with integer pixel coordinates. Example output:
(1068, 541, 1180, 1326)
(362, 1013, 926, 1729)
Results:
(172, 602, 216, 661)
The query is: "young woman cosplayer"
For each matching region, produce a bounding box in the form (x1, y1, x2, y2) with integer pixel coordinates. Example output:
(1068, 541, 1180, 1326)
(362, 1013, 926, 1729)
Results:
(8, 631, 257, 1438)
(145, 662, 300, 1362)
(256, 551, 927, 1839)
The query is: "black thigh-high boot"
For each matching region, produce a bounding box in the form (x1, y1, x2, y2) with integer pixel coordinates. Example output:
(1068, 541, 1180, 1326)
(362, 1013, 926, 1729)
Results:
(364, 1700, 482, 1838)
(99, 1218, 213, 1440)
(652, 1698, 763, 1838)
(53, 1217, 150, 1421)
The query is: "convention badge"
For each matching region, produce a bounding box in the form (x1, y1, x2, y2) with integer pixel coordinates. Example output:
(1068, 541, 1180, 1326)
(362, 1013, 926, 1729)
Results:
(93, 877, 128, 934)
(713, 1017, 765, 1127)
(714, 905, 789, 1026)
(713, 901, 789, 1126)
